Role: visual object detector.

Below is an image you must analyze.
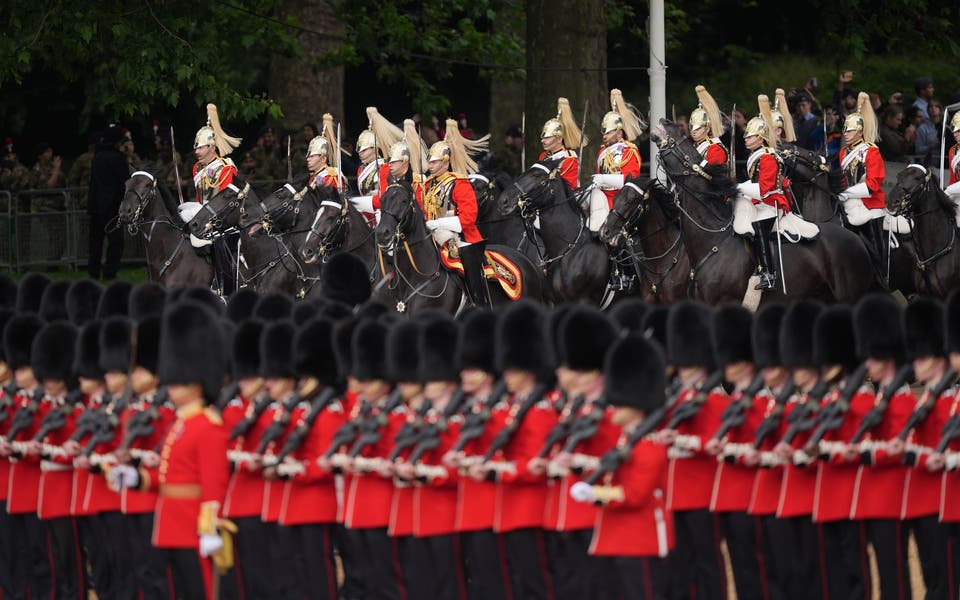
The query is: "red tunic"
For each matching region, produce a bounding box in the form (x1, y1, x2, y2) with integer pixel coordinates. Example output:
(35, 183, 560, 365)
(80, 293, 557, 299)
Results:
(747, 392, 786, 516)
(697, 139, 728, 167)
(0, 385, 16, 503)
(710, 388, 764, 513)
(839, 142, 885, 210)
(949, 145, 959, 185)
(192, 157, 238, 204)
(747, 148, 790, 211)
(454, 397, 499, 532)
(343, 403, 406, 530)
(222, 396, 270, 519)
(310, 166, 344, 191)
(372, 166, 424, 211)
(776, 397, 820, 518)
(664, 387, 726, 512)
(412, 409, 463, 537)
(938, 392, 960, 521)
(37, 399, 79, 520)
(6, 391, 49, 514)
(596, 141, 642, 209)
(588, 436, 674, 557)
(812, 386, 874, 522)
(145, 402, 229, 548)
(423, 172, 483, 244)
(538, 150, 580, 191)
(120, 394, 177, 515)
(901, 388, 951, 520)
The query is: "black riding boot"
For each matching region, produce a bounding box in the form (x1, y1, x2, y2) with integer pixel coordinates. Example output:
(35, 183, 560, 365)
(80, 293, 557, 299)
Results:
(459, 242, 492, 307)
(752, 219, 777, 290)
(212, 236, 237, 296)
(859, 218, 888, 287)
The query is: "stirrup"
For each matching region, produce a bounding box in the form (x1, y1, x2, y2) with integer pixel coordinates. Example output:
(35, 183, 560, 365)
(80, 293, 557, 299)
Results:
(754, 271, 776, 290)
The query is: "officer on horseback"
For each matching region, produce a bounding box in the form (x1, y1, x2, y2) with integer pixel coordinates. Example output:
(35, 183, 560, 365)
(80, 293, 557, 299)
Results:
(589, 89, 644, 233)
(689, 85, 728, 166)
(945, 111, 960, 225)
(348, 108, 405, 222)
(538, 98, 583, 191)
(305, 114, 346, 191)
(771, 88, 798, 150)
(423, 119, 491, 307)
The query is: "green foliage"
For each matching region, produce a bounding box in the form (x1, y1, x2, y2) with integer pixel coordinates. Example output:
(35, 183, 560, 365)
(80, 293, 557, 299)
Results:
(0, 0, 297, 122)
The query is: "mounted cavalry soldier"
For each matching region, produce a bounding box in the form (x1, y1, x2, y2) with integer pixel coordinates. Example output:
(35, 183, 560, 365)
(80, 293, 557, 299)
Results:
(423, 120, 491, 307)
(538, 97, 583, 191)
(589, 89, 643, 233)
(348, 107, 404, 224)
(945, 111, 960, 226)
(305, 114, 346, 192)
(772, 88, 798, 149)
(689, 85, 728, 167)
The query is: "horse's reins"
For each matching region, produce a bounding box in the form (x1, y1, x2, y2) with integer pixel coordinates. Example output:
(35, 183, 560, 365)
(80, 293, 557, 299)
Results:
(511, 164, 586, 269)
(656, 136, 734, 234)
(897, 166, 955, 275)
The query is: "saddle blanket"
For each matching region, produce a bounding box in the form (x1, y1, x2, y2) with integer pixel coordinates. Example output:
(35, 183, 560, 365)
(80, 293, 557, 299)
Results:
(440, 246, 523, 300)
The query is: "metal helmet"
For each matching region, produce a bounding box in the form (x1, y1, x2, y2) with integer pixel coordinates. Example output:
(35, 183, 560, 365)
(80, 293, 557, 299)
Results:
(428, 141, 451, 162)
(306, 136, 329, 158)
(950, 111, 960, 133)
(194, 126, 216, 149)
(770, 110, 785, 131)
(744, 116, 768, 140)
(541, 118, 562, 140)
(387, 141, 410, 163)
(357, 129, 376, 153)
(689, 107, 709, 133)
(843, 113, 864, 134)
(601, 111, 624, 135)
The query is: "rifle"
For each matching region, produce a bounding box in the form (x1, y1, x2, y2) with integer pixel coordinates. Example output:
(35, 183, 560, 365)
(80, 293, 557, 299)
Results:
(804, 364, 869, 451)
(752, 379, 797, 449)
(779, 377, 829, 445)
(170, 126, 185, 205)
(848, 365, 914, 445)
(346, 388, 405, 459)
(229, 394, 271, 441)
(666, 370, 725, 430)
(6, 388, 45, 445)
(254, 391, 303, 457)
(118, 388, 169, 453)
(388, 399, 436, 462)
(583, 404, 669, 486)
(0, 382, 18, 424)
(406, 389, 467, 467)
(216, 381, 240, 412)
(270, 387, 339, 466)
(898, 370, 958, 442)
(535, 394, 587, 459)
(562, 398, 608, 454)
(323, 398, 373, 460)
(936, 413, 960, 454)
(31, 389, 84, 444)
(711, 372, 766, 441)
(451, 379, 506, 454)
(481, 383, 549, 463)
(81, 389, 132, 460)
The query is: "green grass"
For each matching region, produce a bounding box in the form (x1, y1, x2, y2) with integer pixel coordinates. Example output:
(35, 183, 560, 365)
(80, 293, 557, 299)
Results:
(2, 267, 150, 283)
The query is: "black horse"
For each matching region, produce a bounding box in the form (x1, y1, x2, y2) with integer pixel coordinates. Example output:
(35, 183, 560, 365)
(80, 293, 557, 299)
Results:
(375, 181, 543, 314)
(652, 120, 873, 304)
(498, 160, 611, 305)
(117, 172, 213, 286)
(600, 177, 690, 303)
(471, 170, 542, 264)
(778, 146, 840, 224)
(298, 185, 379, 274)
(887, 165, 960, 297)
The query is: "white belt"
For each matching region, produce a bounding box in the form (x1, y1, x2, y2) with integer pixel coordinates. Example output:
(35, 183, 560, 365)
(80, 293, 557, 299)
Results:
(40, 460, 71, 472)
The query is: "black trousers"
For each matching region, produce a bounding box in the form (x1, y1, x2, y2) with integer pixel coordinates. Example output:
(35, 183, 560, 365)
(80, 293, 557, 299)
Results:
(671, 509, 726, 600)
(289, 523, 338, 600)
(718, 511, 766, 600)
(862, 518, 912, 600)
(420, 534, 467, 600)
(460, 529, 510, 600)
(123, 512, 170, 600)
(944, 522, 960, 600)
(0, 503, 13, 599)
(546, 528, 619, 600)
(88, 211, 124, 279)
(503, 527, 554, 600)
(353, 527, 403, 600)
(758, 515, 793, 600)
(336, 524, 366, 600)
(78, 511, 128, 600)
(165, 548, 207, 600)
(7, 512, 52, 600)
(818, 520, 866, 600)
(779, 516, 821, 600)
(396, 535, 431, 600)
(614, 556, 670, 600)
(908, 516, 949, 600)
(46, 516, 83, 600)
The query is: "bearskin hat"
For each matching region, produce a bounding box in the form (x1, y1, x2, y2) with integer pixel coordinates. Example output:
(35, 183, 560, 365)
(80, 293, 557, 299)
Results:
(386, 320, 422, 383)
(98, 316, 133, 373)
(295, 318, 339, 385)
(32, 322, 77, 383)
(226, 287, 260, 324)
(779, 300, 823, 369)
(253, 293, 293, 322)
(38, 280, 70, 323)
(320, 253, 372, 307)
(642, 305, 669, 352)
(495, 300, 549, 375)
(814, 305, 859, 371)
(419, 316, 459, 382)
(904, 297, 945, 360)
(558, 307, 617, 372)
(16, 273, 50, 314)
(609, 299, 650, 336)
(752, 304, 787, 369)
(158, 300, 226, 404)
(129, 282, 167, 323)
(232, 319, 264, 381)
(355, 301, 390, 321)
(947, 289, 960, 354)
(667, 301, 715, 368)
(545, 304, 574, 367)
(316, 300, 352, 323)
(3, 313, 43, 370)
(74, 320, 104, 380)
(352, 319, 388, 382)
(292, 300, 319, 326)
(605, 334, 666, 412)
(712, 305, 753, 367)
(0, 309, 14, 363)
(66, 280, 103, 326)
(220, 319, 237, 379)
(134, 317, 161, 374)
(96, 280, 131, 319)
(456, 308, 496, 374)
(260, 320, 297, 379)
(0, 274, 16, 309)
(178, 286, 224, 316)
(853, 294, 905, 362)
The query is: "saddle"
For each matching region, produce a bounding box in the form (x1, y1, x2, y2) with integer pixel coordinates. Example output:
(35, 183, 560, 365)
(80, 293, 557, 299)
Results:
(439, 245, 523, 300)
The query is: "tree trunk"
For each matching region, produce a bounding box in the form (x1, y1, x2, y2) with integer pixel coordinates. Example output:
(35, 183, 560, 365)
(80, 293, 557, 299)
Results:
(525, 0, 607, 187)
(489, 11, 525, 164)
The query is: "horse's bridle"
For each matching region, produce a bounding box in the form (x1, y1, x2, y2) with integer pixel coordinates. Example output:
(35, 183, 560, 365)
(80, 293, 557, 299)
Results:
(195, 183, 251, 239)
(377, 183, 418, 251)
(304, 197, 351, 260)
(121, 174, 161, 234)
(892, 165, 933, 217)
(606, 181, 651, 238)
(655, 135, 732, 232)
(508, 164, 586, 268)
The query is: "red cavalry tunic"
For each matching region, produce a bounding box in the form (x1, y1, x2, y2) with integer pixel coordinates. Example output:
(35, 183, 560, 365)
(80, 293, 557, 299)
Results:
(949, 144, 960, 186)
(538, 149, 580, 191)
(746, 148, 790, 211)
(423, 171, 483, 244)
(696, 138, 728, 167)
(372, 168, 424, 211)
(596, 141, 642, 209)
(192, 156, 238, 204)
(839, 142, 885, 210)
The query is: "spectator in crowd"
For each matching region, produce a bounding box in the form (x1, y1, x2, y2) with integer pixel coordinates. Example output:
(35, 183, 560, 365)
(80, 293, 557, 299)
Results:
(912, 77, 936, 120)
(87, 126, 130, 280)
(154, 132, 188, 192)
(676, 114, 692, 140)
(457, 113, 475, 139)
(238, 151, 258, 180)
(832, 71, 859, 117)
(29, 142, 65, 212)
(877, 105, 914, 162)
(289, 123, 317, 177)
(483, 124, 524, 178)
(67, 132, 98, 206)
(123, 129, 141, 169)
(916, 99, 942, 156)
(823, 105, 843, 165)
(793, 93, 823, 151)
(251, 126, 285, 180)
(0, 140, 31, 195)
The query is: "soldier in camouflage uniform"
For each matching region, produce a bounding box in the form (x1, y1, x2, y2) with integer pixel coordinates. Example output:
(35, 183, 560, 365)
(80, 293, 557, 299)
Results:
(0, 143, 31, 212)
(154, 133, 187, 194)
(250, 126, 286, 181)
(28, 143, 67, 262)
(67, 133, 97, 210)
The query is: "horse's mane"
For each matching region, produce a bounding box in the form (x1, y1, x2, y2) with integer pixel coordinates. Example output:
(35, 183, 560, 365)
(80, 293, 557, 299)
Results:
(929, 173, 956, 216)
(699, 163, 739, 199)
(626, 175, 679, 222)
(155, 180, 181, 217)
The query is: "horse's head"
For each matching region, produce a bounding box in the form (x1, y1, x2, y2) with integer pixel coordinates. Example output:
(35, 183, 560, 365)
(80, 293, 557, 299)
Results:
(497, 159, 563, 217)
(888, 164, 938, 218)
(301, 186, 350, 264)
(600, 176, 651, 246)
(245, 183, 305, 236)
(375, 182, 418, 250)
(649, 119, 703, 176)
(186, 183, 248, 239)
(118, 171, 158, 224)
(779, 146, 829, 185)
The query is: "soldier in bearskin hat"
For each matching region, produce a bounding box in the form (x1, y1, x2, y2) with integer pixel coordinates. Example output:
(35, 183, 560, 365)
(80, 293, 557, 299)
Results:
(938, 290, 960, 588)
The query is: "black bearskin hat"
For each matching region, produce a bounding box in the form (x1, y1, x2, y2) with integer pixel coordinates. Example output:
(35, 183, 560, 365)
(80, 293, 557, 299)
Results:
(853, 294, 905, 362)
(667, 301, 715, 368)
(292, 300, 319, 326)
(74, 320, 104, 380)
(226, 287, 260, 324)
(316, 300, 352, 322)
(158, 300, 226, 404)
(642, 305, 669, 352)
(134, 317, 161, 374)
(0, 274, 16, 309)
(456, 309, 496, 374)
(605, 334, 666, 412)
(355, 300, 390, 321)
(352, 319, 388, 382)
(253, 293, 293, 322)
(260, 320, 297, 379)
(320, 253, 372, 307)
(16, 272, 50, 314)
(814, 305, 859, 371)
(419, 316, 459, 382)
(3, 313, 43, 370)
(546, 304, 574, 368)
(386, 320, 422, 383)
(32, 322, 77, 383)
(129, 282, 167, 323)
(66, 280, 103, 326)
(904, 297, 945, 360)
(178, 286, 224, 316)
(609, 299, 650, 336)
(98, 316, 133, 373)
(752, 304, 787, 369)
(711, 305, 753, 367)
(558, 307, 617, 372)
(947, 289, 960, 354)
(332, 317, 358, 379)
(96, 280, 131, 319)
(295, 318, 339, 385)
(232, 320, 264, 381)
(495, 300, 549, 375)
(38, 280, 70, 323)
(0, 309, 13, 363)
(779, 300, 823, 369)
(220, 319, 236, 379)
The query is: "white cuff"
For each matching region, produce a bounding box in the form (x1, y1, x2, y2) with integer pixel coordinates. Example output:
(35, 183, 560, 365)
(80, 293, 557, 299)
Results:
(349, 196, 374, 213)
(427, 216, 462, 232)
(199, 533, 223, 557)
(843, 182, 870, 199)
(945, 181, 960, 197)
(593, 174, 625, 189)
(737, 182, 761, 200)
